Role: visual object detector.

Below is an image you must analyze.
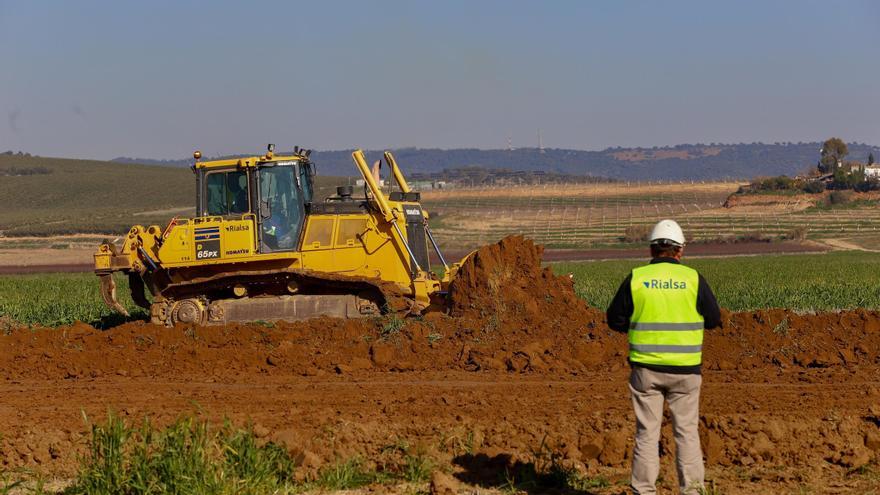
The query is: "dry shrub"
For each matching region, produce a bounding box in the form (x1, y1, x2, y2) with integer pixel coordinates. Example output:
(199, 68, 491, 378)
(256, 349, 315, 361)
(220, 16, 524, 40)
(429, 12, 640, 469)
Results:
(695, 231, 773, 244)
(622, 225, 652, 243)
(732, 232, 773, 243)
(803, 181, 826, 194)
(828, 190, 853, 205)
(0, 316, 18, 334)
(784, 227, 808, 242)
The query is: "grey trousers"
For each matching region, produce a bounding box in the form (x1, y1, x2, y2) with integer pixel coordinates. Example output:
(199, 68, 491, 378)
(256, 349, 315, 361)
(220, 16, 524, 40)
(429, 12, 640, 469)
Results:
(629, 366, 704, 495)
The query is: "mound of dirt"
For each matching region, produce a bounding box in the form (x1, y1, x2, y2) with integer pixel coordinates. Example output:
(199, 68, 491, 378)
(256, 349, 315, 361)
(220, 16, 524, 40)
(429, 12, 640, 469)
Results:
(448, 235, 586, 321)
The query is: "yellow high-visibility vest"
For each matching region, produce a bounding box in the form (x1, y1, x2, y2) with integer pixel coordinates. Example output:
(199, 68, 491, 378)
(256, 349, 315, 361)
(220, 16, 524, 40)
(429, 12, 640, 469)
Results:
(629, 263, 704, 366)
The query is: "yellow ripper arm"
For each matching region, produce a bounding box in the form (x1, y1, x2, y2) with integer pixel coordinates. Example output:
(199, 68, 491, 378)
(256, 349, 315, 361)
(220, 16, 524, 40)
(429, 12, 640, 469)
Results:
(94, 225, 160, 315)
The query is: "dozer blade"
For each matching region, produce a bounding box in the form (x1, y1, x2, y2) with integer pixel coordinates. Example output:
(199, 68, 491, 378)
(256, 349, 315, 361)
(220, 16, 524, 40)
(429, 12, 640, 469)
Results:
(99, 273, 130, 317)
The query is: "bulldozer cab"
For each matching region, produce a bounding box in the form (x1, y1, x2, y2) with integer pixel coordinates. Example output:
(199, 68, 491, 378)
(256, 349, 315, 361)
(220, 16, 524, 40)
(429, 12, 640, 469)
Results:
(197, 156, 315, 254)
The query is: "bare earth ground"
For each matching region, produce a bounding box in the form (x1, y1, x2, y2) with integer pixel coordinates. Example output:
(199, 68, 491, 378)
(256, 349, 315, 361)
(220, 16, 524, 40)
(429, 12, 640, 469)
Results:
(0, 248, 94, 268)
(0, 235, 108, 268)
(2, 370, 879, 494)
(1, 237, 880, 494)
(724, 190, 880, 211)
(822, 238, 880, 253)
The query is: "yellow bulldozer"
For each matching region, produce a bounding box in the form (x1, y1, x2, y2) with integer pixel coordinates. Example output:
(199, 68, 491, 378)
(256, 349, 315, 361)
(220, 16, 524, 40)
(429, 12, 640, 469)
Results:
(94, 145, 461, 326)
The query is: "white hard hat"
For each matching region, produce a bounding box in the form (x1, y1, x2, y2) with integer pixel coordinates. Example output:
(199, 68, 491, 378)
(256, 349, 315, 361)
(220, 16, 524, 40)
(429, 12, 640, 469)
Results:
(649, 219, 685, 246)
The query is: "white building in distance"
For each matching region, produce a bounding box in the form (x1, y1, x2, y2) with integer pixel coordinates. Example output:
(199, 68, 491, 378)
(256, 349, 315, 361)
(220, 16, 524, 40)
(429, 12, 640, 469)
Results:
(865, 166, 880, 179)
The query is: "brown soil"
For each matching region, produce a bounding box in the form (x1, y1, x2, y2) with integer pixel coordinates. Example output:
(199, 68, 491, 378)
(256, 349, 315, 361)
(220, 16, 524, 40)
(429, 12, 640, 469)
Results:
(0, 263, 94, 274)
(0, 248, 94, 268)
(1, 236, 879, 493)
(724, 189, 880, 210)
(722, 192, 817, 211)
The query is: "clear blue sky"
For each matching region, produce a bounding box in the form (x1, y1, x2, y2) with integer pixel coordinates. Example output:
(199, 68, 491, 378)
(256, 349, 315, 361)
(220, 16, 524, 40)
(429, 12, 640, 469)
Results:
(1, 1, 878, 160)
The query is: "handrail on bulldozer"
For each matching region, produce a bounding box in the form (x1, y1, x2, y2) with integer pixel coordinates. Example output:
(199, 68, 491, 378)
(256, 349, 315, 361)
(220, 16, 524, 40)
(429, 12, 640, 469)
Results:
(383, 151, 411, 194)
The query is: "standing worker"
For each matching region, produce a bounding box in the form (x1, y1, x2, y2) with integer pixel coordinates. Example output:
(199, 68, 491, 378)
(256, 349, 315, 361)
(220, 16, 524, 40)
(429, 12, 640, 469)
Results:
(606, 219, 721, 495)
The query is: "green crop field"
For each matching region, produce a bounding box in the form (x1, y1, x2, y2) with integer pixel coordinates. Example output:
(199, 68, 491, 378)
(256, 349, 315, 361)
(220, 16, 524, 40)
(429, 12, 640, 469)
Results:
(555, 250, 880, 312)
(0, 272, 145, 328)
(0, 154, 347, 237)
(2, 251, 879, 328)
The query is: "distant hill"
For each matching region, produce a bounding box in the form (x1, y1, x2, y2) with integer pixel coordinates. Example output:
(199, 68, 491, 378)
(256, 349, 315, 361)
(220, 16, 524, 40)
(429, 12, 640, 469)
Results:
(0, 154, 342, 236)
(0, 154, 193, 236)
(113, 142, 880, 181)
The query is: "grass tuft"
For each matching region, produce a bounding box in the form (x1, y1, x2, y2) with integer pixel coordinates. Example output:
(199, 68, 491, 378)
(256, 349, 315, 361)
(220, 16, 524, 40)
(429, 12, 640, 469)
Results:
(402, 451, 434, 484)
(0, 470, 25, 494)
(697, 479, 723, 495)
(381, 313, 406, 339)
(20, 413, 439, 494)
(313, 457, 387, 490)
(65, 413, 296, 495)
(772, 317, 790, 335)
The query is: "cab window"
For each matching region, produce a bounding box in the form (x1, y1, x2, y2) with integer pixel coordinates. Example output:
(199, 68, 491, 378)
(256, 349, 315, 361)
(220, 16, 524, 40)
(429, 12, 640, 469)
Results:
(260, 165, 304, 252)
(299, 162, 313, 203)
(206, 171, 249, 216)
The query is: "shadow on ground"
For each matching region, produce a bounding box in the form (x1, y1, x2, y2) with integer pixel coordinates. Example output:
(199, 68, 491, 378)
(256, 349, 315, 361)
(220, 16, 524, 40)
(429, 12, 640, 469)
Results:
(453, 452, 617, 495)
(90, 312, 148, 330)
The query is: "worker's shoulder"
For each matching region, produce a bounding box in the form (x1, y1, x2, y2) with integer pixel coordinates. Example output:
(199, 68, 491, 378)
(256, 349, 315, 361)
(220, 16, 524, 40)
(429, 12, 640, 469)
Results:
(678, 263, 699, 273)
(678, 262, 704, 275)
(678, 264, 704, 280)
